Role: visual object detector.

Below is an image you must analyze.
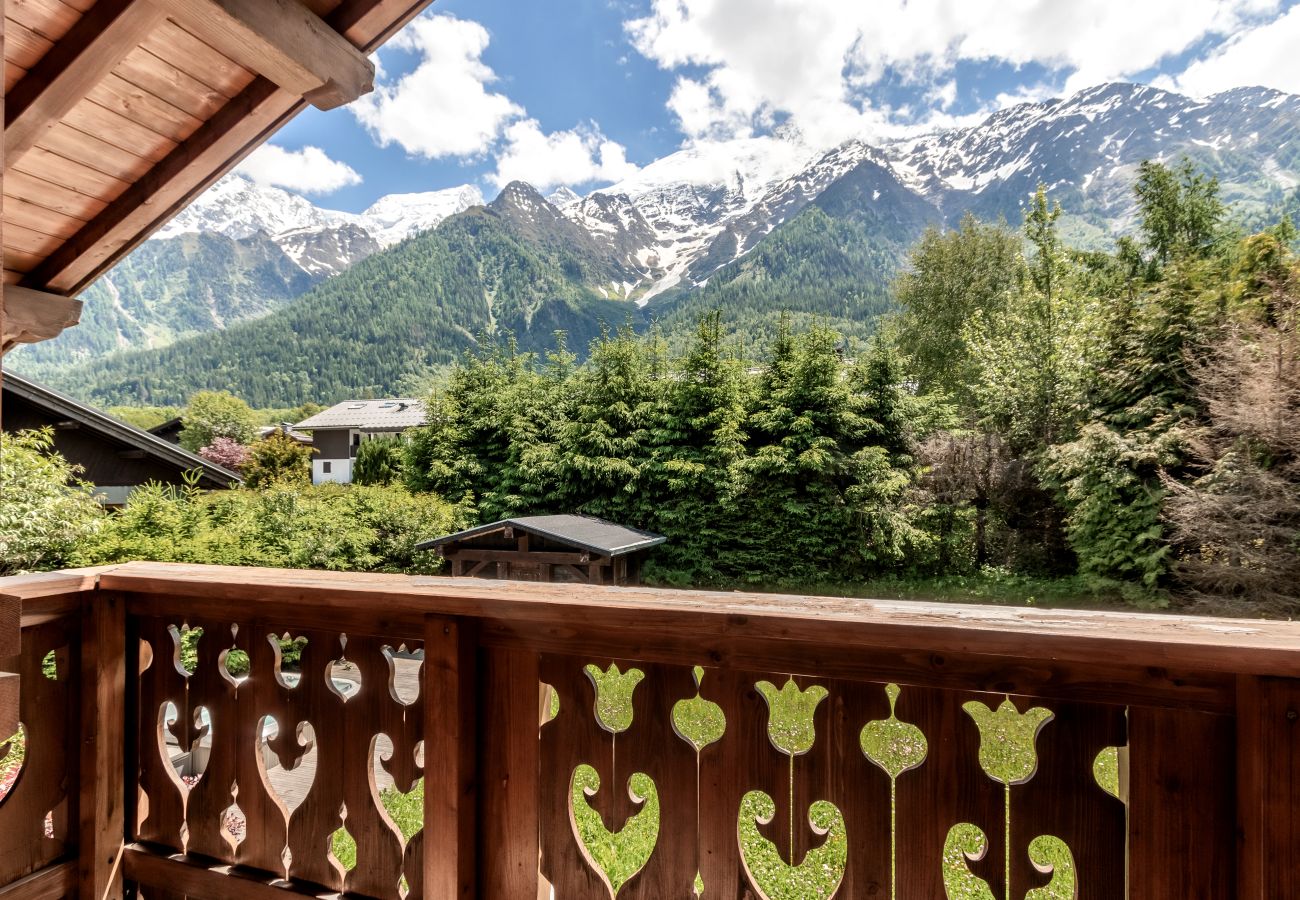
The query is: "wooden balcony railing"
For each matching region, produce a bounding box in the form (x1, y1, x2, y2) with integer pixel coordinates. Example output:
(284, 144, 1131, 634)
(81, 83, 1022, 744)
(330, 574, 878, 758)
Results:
(1, 561, 1298, 899)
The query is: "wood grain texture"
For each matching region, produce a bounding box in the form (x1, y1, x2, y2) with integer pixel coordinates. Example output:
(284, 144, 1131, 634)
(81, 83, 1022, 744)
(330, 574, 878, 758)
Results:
(0, 617, 78, 886)
(149, 0, 374, 110)
(95, 562, 1300, 680)
(1236, 676, 1300, 899)
(0, 593, 18, 657)
(2, 0, 436, 296)
(1128, 705, 1236, 900)
(5, 0, 167, 166)
(77, 590, 126, 900)
(0, 861, 76, 900)
(0, 673, 17, 746)
(476, 647, 542, 900)
(423, 616, 477, 900)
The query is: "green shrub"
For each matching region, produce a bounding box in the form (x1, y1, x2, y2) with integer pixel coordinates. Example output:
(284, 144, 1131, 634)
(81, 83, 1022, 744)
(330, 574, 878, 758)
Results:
(73, 481, 460, 575)
(0, 429, 103, 575)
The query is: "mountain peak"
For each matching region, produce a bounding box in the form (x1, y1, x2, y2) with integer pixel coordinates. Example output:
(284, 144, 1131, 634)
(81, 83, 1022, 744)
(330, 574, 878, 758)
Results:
(546, 186, 582, 208)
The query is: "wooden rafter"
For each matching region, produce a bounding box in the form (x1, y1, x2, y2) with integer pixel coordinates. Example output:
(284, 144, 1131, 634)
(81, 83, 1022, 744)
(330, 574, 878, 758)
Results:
(4, 0, 168, 170)
(0, 285, 83, 355)
(22, 0, 431, 295)
(148, 0, 375, 110)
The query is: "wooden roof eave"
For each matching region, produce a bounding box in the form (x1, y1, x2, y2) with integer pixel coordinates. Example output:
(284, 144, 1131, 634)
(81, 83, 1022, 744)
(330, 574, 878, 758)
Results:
(1, 0, 435, 325)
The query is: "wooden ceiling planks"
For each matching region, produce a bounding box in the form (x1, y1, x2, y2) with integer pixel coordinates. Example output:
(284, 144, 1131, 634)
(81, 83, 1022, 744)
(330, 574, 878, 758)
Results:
(0, 0, 437, 302)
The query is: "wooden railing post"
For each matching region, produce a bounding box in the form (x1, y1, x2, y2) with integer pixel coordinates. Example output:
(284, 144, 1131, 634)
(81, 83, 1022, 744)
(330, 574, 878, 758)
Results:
(78, 589, 126, 900)
(1127, 706, 1236, 898)
(476, 647, 542, 900)
(1237, 675, 1300, 898)
(423, 616, 477, 899)
(0, 594, 19, 746)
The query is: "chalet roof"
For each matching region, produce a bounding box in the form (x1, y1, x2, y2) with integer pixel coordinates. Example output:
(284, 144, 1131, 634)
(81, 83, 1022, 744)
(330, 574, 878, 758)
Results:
(417, 515, 667, 558)
(1, 371, 242, 487)
(295, 399, 426, 430)
(1, 0, 435, 352)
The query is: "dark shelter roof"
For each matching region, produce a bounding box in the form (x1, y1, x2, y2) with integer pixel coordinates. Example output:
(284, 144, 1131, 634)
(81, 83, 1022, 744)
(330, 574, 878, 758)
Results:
(417, 515, 666, 557)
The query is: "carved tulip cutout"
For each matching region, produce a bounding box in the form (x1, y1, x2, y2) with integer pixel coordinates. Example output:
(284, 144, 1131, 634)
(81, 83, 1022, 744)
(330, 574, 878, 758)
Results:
(755, 678, 827, 756)
(944, 696, 1078, 900)
(963, 698, 1053, 786)
(585, 663, 644, 734)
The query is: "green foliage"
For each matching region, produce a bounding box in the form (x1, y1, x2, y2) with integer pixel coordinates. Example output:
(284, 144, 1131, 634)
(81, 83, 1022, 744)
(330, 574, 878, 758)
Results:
(72, 481, 460, 574)
(1135, 157, 1226, 265)
(353, 436, 405, 486)
(893, 213, 1023, 409)
(10, 230, 321, 381)
(403, 316, 921, 587)
(0, 429, 103, 575)
(47, 209, 633, 407)
(179, 390, 259, 451)
(243, 431, 314, 488)
(107, 406, 182, 430)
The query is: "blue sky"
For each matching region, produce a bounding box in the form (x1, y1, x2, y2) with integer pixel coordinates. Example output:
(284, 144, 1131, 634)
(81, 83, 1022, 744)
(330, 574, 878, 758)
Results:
(240, 0, 1300, 213)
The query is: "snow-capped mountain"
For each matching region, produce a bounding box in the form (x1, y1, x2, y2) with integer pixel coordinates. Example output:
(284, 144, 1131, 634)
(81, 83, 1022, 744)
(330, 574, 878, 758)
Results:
(157, 175, 484, 278)
(22, 82, 1300, 380)
(151, 83, 1300, 303)
(554, 82, 1300, 300)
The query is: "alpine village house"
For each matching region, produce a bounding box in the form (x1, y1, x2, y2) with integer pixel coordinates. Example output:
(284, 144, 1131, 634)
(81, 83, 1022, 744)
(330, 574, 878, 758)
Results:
(0, 2, 1299, 899)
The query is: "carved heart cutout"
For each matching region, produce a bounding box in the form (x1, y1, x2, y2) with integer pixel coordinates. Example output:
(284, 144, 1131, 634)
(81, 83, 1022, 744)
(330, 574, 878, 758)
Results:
(265, 721, 317, 815)
(737, 791, 846, 900)
(569, 764, 658, 898)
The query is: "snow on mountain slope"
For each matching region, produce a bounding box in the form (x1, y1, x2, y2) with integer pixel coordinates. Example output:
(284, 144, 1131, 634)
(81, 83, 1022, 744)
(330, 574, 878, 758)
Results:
(155, 175, 484, 278)
(155, 83, 1300, 305)
(359, 184, 485, 246)
(156, 175, 353, 241)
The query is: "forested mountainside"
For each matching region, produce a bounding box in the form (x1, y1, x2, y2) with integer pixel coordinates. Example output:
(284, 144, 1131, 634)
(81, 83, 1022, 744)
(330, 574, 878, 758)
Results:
(49, 201, 631, 406)
(18, 83, 1300, 406)
(13, 232, 325, 377)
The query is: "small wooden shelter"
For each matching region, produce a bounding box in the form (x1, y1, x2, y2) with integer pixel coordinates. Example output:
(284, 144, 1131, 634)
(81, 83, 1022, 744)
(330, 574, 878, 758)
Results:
(417, 514, 666, 585)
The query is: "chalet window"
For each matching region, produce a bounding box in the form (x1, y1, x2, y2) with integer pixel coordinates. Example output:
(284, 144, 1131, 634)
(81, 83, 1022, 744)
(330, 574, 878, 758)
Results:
(323, 461, 332, 474)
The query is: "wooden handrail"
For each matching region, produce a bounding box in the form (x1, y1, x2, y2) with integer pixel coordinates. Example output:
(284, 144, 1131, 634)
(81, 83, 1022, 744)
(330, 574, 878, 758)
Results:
(96, 561, 1300, 675)
(0, 562, 1297, 898)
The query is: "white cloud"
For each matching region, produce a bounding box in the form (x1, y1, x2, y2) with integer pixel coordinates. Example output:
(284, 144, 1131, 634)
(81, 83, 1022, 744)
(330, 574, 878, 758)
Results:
(236, 144, 361, 194)
(1160, 5, 1300, 97)
(627, 0, 1285, 147)
(352, 14, 522, 159)
(352, 12, 639, 192)
(490, 120, 640, 191)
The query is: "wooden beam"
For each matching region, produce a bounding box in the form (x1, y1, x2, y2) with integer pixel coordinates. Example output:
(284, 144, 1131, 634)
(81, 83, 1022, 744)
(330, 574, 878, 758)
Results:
(78, 591, 126, 900)
(0, 285, 81, 355)
(1237, 676, 1300, 897)
(22, 0, 435, 295)
(149, 0, 375, 110)
(477, 648, 543, 899)
(423, 616, 477, 899)
(445, 548, 605, 565)
(4, 0, 168, 169)
(1128, 705, 1236, 898)
(0, 861, 77, 900)
(0, 593, 17, 744)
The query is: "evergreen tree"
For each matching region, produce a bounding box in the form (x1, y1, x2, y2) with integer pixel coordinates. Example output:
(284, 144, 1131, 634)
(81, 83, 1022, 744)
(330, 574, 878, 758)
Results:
(353, 436, 406, 486)
(643, 312, 749, 582)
